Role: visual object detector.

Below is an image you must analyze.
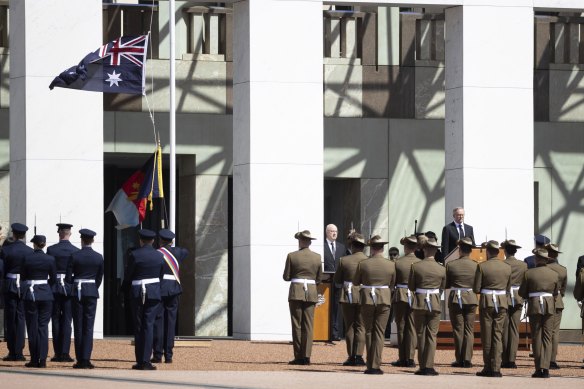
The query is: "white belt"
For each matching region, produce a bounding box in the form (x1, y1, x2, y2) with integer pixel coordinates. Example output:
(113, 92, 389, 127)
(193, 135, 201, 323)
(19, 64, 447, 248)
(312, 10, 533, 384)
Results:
(291, 278, 316, 291)
(343, 281, 354, 304)
(163, 274, 177, 281)
(26, 280, 48, 302)
(74, 279, 96, 300)
(362, 285, 389, 305)
(416, 288, 440, 311)
(132, 278, 160, 305)
(7, 273, 21, 297)
(396, 284, 412, 307)
(57, 274, 67, 295)
(529, 292, 553, 313)
(451, 287, 473, 309)
(481, 289, 506, 313)
(509, 285, 520, 306)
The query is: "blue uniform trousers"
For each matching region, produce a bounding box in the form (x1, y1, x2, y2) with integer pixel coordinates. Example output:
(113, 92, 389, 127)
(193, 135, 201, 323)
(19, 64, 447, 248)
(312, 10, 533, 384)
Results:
(4, 292, 26, 358)
(51, 294, 73, 357)
(132, 297, 160, 365)
(153, 294, 179, 360)
(72, 296, 97, 361)
(25, 300, 53, 363)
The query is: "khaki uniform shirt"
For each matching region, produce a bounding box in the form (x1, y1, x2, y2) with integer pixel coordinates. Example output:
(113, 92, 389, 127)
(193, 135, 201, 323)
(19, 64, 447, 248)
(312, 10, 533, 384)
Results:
(394, 253, 420, 303)
(445, 256, 478, 307)
(473, 258, 512, 309)
(408, 257, 446, 312)
(354, 254, 396, 306)
(547, 261, 567, 310)
(504, 256, 528, 306)
(518, 265, 559, 315)
(333, 251, 367, 304)
(283, 248, 322, 303)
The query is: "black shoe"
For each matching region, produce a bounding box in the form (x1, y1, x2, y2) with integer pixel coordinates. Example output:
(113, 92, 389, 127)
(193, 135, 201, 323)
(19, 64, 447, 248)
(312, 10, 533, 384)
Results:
(132, 363, 156, 370)
(549, 361, 560, 369)
(51, 355, 63, 362)
(406, 359, 416, 368)
(476, 369, 492, 377)
(73, 362, 84, 369)
(303, 358, 311, 365)
(332, 336, 341, 342)
(364, 368, 383, 375)
(288, 358, 304, 365)
(164, 359, 173, 364)
(451, 361, 463, 367)
(529, 353, 534, 357)
(25, 361, 39, 368)
(14, 355, 26, 361)
(414, 368, 427, 375)
(491, 371, 502, 377)
(38, 360, 46, 368)
(426, 368, 439, 376)
(343, 357, 356, 366)
(501, 362, 517, 369)
(542, 369, 550, 378)
(391, 360, 405, 367)
(462, 360, 473, 368)
(3, 355, 16, 361)
(354, 355, 366, 366)
(150, 357, 162, 363)
(61, 354, 74, 362)
(532, 369, 544, 378)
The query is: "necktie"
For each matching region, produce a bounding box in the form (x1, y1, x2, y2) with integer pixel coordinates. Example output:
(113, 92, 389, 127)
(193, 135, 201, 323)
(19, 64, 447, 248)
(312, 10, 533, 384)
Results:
(331, 242, 335, 257)
(458, 224, 464, 238)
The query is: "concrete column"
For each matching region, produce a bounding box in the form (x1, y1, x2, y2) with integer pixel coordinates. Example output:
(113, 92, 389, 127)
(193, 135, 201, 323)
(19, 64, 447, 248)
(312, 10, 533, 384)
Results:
(445, 5, 534, 258)
(377, 7, 400, 66)
(233, 0, 323, 340)
(9, 0, 104, 336)
(189, 13, 205, 54)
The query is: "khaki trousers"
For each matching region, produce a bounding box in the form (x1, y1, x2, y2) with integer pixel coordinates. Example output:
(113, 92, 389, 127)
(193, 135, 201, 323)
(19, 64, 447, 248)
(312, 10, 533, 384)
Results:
(530, 314, 554, 370)
(550, 308, 563, 363)
(361, 304, 390, 370)
(341, 303, 365, 357)
(393, 301, 417, 361)
(414, 309, 440, 369)
(288, 301, 315, 359)
(502, 304, 523, 364)
(479, 306, 507, 372)
(449, 303, 476, 363)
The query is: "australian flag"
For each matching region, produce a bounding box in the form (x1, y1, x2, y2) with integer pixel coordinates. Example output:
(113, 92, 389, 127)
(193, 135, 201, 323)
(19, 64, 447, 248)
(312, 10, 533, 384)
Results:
(49, 35, 149, 95)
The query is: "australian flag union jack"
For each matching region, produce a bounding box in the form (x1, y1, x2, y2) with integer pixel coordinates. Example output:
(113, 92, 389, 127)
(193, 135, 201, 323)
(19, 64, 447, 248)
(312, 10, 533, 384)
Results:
(49, 35, 149, 95)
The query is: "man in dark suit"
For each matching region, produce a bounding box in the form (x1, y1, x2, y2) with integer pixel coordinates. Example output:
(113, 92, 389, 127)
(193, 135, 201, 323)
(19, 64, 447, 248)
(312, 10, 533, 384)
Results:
(71, 229, 104, 369)
(122, 229, 165, 370)
(1, 223, 34, 361)
(21, 235, 57, 368)
(324, 224, 345, 340)
(152, 229, 189, 364)
(576, 255, 584, 277)
(47, 223, 79, 363)
(524, 235, 550, 269)
(441, 207, 475, 258)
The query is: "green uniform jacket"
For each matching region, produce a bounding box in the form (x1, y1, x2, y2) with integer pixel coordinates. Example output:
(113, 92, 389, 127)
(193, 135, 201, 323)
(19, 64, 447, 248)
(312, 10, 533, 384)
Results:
(473, 258, 512, 308)
(394, 253, 420, 303)
(445, 256, 478, 307)
(504, 256, 528, 306)
(334, 251, 368, 304)
(354, 254, 396, 306)
(518, 265, 559, 315)
(547, 261, 567, 310)
(408, 257, 446, 312)
(283, 248, 322, 303)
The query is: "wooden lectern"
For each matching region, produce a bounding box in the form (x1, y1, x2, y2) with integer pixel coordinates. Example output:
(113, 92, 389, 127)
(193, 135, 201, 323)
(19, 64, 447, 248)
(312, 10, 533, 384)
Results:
(313, 272, 333, 341)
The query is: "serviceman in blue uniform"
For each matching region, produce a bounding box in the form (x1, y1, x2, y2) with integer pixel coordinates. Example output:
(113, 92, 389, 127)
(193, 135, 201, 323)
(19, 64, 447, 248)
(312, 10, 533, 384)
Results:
(1, 223, 34, 361)
(71, 228, 104, 369)
(21, 235, 57, 368)
(122, 229, 164, 370)
(47, 222, 79, 362)
(151, 229, 189, 364)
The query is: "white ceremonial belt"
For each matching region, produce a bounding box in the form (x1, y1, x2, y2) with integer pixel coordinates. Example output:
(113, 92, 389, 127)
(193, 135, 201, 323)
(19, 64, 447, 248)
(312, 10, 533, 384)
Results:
(163, 274, 177, 281)
(6, 273, 19, 279)
(56, 274, 66, 280)
(451, 287, 472, 309)
(481, 289, 506, 313)
(396, 284, 412, 307)
(509, 286, 520, 306)
(343, 281, 354, 303)
(396, 284, 409, 288)
(361, 285, 389, 305)
(25, 280, 48, 285)
(291, 278, 316, 292)
(75, 279, 96, 300)
(57, 273, 67, 295)
(132, 278, 160, 286)
(451, 287, 473, 292)
(416, 288, 439, 294)
(510, 285, 520, 290)
(529, 292, 553, 298)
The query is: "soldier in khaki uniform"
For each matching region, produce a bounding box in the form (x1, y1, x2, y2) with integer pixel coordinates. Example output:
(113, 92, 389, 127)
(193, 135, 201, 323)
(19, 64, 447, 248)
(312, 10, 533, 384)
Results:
(283, 230, 322, 366)
(501, 239, 528, 369)
(473, 240, 511, 377)
(445, 237, 478, 368)
(544, 243, 567, 369)
(354, 235, 396, 375)
(519, 248, 559, 378)
(408, 237, 446, 376)
(333, 233, 367, 366)
(390, 235, 420, 368)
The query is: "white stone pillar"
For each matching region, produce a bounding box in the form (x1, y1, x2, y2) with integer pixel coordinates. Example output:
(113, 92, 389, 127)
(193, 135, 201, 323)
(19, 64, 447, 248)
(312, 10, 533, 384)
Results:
(445, 5, 534, 258)
(233, 0, 323, 340)
(9, 0, 104, 336)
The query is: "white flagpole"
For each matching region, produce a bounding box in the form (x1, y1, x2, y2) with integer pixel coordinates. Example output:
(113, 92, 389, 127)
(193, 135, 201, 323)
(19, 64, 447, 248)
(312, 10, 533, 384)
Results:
(169, 0, 176, 234)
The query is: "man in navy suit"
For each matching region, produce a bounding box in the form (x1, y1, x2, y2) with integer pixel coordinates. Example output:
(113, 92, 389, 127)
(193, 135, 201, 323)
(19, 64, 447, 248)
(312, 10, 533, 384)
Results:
(47, 223, 79, 362)
(324, 224, 345, 340)
(123, 229, 164, 370)
(1, 223, 34, 361)
(71, 229, 104, 369)
(21, 235, 56, 368)
(151, 229, 189, 364)
(441, 207, 475, 258)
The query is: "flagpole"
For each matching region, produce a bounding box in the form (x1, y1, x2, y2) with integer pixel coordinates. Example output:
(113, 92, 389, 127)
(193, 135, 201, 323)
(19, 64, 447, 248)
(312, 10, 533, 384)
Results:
(169, 0, 176, 235)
